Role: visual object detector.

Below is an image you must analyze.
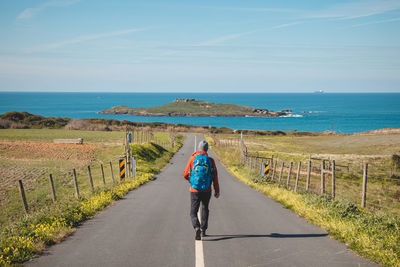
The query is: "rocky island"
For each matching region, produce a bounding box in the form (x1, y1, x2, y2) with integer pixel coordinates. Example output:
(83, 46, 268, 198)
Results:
(100, 98, 292, 117)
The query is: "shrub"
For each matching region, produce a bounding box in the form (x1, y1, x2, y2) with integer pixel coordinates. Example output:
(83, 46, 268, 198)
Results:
(65, 119, 93, 130)
(392, 154, 400, 169)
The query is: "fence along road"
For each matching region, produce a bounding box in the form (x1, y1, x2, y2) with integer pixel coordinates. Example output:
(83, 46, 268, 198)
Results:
(28, 134, 376, 267)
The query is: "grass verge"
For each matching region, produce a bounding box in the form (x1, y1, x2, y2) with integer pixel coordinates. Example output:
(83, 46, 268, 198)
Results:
(207, 137, 400, 267)
(0, 138, 184, 266)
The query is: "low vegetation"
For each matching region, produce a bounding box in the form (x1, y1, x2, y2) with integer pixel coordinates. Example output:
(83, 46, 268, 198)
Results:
(0, 128, 184, 265)
(0, 111, 332, 136)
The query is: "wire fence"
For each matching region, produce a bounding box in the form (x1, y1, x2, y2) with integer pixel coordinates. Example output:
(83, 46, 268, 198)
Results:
(212, 135, 400, 216)
(9, 130, 176, 221)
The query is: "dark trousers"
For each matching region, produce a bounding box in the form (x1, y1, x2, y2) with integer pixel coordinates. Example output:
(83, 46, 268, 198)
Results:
(190, 191, 212, 231)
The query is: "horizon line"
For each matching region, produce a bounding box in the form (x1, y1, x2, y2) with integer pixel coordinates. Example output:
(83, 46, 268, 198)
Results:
(0, 91, 399, 94)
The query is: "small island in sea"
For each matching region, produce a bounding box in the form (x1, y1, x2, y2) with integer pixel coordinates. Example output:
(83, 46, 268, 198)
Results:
(100, 98, 292, 117)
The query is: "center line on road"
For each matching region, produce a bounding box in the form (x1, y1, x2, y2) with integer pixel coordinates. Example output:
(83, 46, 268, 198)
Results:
(196, 209, 205, 267)
(195, 238, 205, 267)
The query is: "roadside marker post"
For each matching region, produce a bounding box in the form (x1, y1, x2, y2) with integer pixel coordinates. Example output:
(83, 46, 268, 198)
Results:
(260, 162, 270, 178)
(264, 162, 270, 177)
(128, 132, 132, 143)
(119, 158, 126, 182)
(260, 162, 265, 177)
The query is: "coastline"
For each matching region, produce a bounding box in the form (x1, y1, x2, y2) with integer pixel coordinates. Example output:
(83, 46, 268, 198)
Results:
(1, 111, 399, 136)
(1, 92, 399, 133)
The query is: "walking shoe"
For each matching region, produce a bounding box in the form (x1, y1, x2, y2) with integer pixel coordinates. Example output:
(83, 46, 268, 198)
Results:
(201, 230, 206, 237)
(195, 228, 201, 240)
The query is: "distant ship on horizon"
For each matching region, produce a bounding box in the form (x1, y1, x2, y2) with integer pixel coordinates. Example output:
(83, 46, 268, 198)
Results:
(314, 90, 325, 94)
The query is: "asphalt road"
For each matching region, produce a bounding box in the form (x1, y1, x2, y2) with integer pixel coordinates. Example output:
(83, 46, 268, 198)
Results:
(28, 134, 376, 267)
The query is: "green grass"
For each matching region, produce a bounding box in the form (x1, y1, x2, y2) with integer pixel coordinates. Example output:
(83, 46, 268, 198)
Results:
(208, 138, 400, 267)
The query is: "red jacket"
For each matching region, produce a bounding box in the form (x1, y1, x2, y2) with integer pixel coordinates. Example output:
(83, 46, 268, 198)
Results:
(183, 151, 220, 193)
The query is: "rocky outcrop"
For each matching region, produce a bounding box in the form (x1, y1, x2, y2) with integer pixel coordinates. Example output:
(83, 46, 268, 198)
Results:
(174, 98, 195, 103)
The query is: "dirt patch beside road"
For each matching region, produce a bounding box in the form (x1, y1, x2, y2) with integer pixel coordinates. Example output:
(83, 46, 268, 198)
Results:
(0, 141, 98, 163)
(0, 141, 99, 204)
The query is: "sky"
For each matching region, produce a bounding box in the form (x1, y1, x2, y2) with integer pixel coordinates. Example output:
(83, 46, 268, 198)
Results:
(0, 0, 400, 92)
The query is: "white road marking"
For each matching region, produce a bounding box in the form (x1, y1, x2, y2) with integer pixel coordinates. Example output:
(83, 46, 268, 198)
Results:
(195, 238, 205, 267)
(196, 209, 205, 267)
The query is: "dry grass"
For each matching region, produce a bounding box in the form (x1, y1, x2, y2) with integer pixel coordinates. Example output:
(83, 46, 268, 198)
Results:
(210, 132, 400, 216)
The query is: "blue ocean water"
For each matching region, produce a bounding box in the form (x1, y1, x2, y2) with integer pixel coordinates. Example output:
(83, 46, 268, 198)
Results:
(0, 92, 399, 133)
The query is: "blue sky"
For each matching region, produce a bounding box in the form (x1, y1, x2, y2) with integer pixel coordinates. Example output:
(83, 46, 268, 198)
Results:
(0, 0, 399, 92)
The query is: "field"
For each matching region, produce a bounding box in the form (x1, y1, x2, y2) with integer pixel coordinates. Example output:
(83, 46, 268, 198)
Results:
(211, 132, 400, 215)
(0, 129, 173, 226)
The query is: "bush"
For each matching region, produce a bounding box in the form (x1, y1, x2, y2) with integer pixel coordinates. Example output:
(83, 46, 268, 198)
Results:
(392, 154, 400, 169)
(65, 119, 92, 130)
(0, 112, 69, 129)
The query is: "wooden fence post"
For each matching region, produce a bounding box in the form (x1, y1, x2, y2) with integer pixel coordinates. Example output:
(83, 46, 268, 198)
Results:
(332, 160, 336, 199)
(88, 166, 94, 192)
(362, 163, 368, 208)
(306, 159, 311, 192)
(271, 160, 277, 181)
(101, 164, 106, 186)
(321, 160, 325, 194)
(279, 162, 284, 183)
(73, 169, 80, 199)
(249, 157, 252, 169)
(18, 180, 28, 214)
(132, 157, 136, 178)
(109, 162, 115, 183)
(295, 162, 301, 192)
(287, 162, 293, 188)
(49, 174, 56, 203)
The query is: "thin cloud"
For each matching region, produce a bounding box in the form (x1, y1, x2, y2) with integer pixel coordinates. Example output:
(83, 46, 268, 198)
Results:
(351, 17, 400, 27)
(199, 6, 299, 13)
(27, 28, 147, 52)
(134, 21, 302, 63)
(308, 0, 400, 20)
(196, 31, 257, 47)
(17, 0, 80, 20)
(270, 22, 303, 29)
(196, 22, 302, 47)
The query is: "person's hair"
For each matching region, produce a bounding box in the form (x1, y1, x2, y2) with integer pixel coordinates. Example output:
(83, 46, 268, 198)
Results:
(198, 140, 208, 152)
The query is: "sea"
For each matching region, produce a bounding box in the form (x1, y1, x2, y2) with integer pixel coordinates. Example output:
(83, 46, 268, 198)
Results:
(0, 92, 399, 133)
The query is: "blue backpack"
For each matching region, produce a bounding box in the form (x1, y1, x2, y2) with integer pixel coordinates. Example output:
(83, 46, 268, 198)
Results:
(190, 154, 212, 190)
